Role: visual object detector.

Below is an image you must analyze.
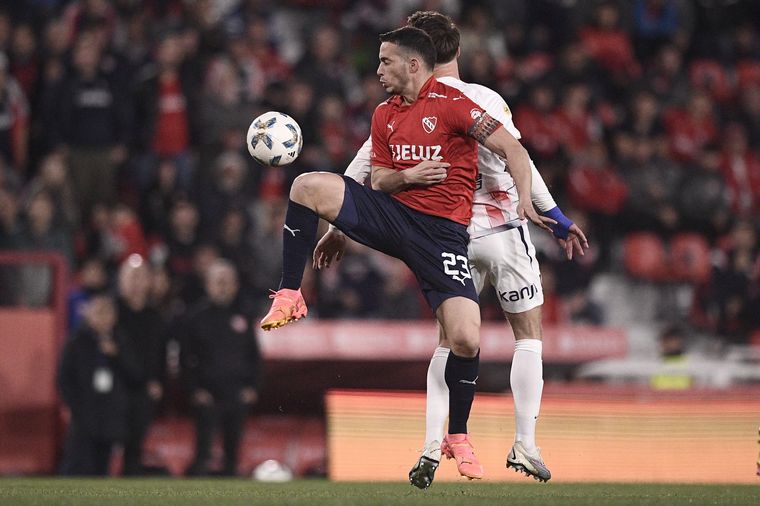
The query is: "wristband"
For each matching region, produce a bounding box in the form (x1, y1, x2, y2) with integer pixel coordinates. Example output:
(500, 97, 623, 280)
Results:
(544, 207, 573, 240)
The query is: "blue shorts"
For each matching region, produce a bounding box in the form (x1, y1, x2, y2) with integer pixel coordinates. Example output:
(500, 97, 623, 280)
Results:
(332, 176, 478, 312)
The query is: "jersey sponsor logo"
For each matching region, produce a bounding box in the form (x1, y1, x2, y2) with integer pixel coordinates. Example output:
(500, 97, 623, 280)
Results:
(427, 92, 447, 99)
(390, 144, 443, 161)
(453, 95, 466, 101)
(475, 173, 483, 191)
(499, 284, 538, 303)
(422, 116, 438, 134)
(387, 120, 395, 132)
(470, 108, 482, 120)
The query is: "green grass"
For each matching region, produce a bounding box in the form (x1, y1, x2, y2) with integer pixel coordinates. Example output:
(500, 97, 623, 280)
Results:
(1, 479, 759, 506)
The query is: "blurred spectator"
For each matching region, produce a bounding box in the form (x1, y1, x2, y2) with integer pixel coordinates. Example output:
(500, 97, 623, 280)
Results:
(374, 259, 421, 319)
(553, 82, 603, 156)
(579, 2, 641, 86)
(317, 241, 384, 318)
(295, 24, 360, 105)
(250, 199, 285, 307)
(24, 152, 79, 229)
(0, 183, 20, 248)
(632, 0, 691, 60)
(17, 189, 74, 266)
(164, 197, 200, 280)
(514, 83, 562, 162)
(664, 91, 718, 163)
(719, 123, 760, 216)
(649, 323, 693, 390)
(117, 254, 167, 476)
(0, 50, 30, 173)
(131, 30, 197, 190)
(55, 30, 130, 219)
(621, 89, 665, 140)
(67, 256, 107, 331)
(215, 206, 256, 295)
(643, 44, 690, 107)
(197, 150, 251, 240)
(58, 292, 141, 475)
(621, 136, 682, 235)
(179, 260, 260, 476)
(693, 220, 760, 344)
(736, 84, 760, 148)
(197, 55, 256, 169)
(677, 145, 731, 237)
(9, 22, 40, 108)
(138, 158, 181, 237)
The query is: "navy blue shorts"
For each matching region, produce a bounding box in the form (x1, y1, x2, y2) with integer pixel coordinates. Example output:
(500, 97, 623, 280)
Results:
(332, 176, 478, 312)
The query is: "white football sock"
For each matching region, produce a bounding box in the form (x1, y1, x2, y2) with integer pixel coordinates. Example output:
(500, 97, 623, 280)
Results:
(423, 346, 450, 461)
(510, 339, 544, 453)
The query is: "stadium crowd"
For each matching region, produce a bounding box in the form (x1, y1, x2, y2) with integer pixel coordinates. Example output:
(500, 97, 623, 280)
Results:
(0, 0, 758, 347)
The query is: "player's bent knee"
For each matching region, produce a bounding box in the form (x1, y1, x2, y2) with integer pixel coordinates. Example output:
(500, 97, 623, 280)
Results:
(446, 325, 480, 357)
(290, 173, 345, 219)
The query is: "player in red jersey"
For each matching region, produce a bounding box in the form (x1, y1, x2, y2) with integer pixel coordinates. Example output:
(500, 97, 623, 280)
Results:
(261, 26, 553, 480)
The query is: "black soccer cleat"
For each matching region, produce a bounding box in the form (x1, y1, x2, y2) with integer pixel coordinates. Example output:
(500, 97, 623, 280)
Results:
(409, 455, 440, 490)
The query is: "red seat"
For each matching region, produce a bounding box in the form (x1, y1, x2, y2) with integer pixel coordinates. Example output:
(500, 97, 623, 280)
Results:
(669, 233, 712, 283)
(623, 233, 667, 281)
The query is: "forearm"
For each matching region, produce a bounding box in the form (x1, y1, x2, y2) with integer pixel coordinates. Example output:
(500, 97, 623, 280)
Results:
(371, 166, 410, 194)
(530, 160, 557, 212)
(503, 143, 533, 204)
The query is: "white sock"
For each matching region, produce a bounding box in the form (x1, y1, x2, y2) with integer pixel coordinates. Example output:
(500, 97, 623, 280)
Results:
(424, 346, 449, 461)
(510, 339, 543, 453)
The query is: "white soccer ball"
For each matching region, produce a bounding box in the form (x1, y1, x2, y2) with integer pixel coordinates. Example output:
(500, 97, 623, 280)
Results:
(246, 111, 303, 166)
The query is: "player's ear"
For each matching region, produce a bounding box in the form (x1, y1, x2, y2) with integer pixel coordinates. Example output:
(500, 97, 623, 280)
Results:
(408, 56, 419, 74)
(456, 47, 461, 59)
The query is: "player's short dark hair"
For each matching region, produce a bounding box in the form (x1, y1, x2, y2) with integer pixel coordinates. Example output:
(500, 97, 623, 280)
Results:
(407, 11, 460, 65)
(379, 26, 436, 71)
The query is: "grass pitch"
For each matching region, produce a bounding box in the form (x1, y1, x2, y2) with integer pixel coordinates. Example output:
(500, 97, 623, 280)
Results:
(1, 479, 759, 506)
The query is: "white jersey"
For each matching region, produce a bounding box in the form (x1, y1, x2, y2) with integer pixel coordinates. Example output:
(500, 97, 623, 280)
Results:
(344, 76, 557, 239)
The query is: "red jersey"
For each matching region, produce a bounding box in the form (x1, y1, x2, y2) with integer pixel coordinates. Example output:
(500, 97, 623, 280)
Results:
(370, 77, 498, 225)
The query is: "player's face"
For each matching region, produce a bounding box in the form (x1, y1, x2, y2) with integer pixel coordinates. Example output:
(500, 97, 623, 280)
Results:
(377, 42, 410, 95)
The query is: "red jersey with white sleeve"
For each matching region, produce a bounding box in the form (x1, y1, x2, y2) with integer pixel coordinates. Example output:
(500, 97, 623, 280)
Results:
(370, 77, 498, 225)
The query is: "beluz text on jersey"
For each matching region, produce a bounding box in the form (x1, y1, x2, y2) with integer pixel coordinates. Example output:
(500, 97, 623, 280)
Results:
(390, 144, 443, 161)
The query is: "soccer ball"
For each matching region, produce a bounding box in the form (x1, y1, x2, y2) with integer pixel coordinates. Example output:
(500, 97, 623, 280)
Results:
(246, 111, 303, 166)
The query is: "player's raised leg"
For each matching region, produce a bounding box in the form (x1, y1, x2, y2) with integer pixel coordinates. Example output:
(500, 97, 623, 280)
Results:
(261, 172, 346, 330)
(436, 296, 484, 480)
(506, 307, 551, 482)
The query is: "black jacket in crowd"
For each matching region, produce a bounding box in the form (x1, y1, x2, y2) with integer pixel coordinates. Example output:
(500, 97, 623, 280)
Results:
(57, 325, 143, 440)
(117, 298, 167, 394)
(179, 298, 261, 402)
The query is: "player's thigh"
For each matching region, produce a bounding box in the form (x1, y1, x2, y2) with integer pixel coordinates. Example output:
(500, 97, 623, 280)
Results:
(467, 238, 489, 297)
(435, 296, 480, 357)
(481, 226, 544, 315)
(332, 176, 417, 258)
(290, 171, 346, 221)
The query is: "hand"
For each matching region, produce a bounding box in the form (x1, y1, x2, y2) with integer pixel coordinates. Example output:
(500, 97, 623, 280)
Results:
(556, 223, 589, 260)
(98, 339, 118, 357)
(193, 389, 213, 406)
(313, 227, 346, 270)
(402, 160, 450, 186)
(518, 201, 555, 232)
(147, 380, 163, 401)
(240, 388, 258, 405)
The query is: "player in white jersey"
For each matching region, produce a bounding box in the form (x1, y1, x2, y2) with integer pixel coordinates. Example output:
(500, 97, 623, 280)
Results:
(313, 11, 588, 488)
